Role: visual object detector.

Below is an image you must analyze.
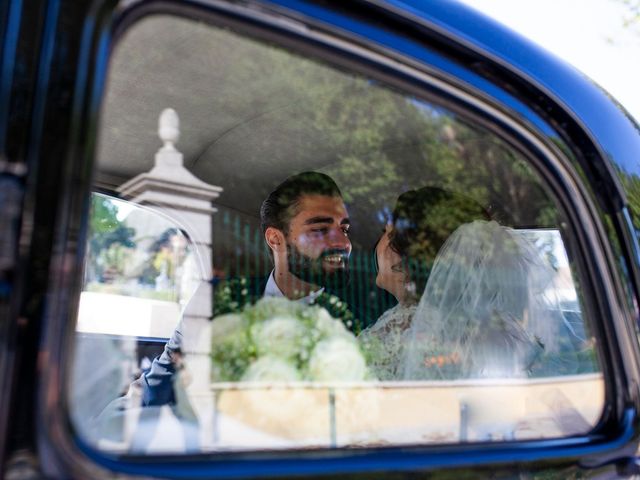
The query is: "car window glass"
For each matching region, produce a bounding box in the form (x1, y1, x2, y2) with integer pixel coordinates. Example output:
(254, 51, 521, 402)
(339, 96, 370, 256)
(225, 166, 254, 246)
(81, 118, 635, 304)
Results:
(70, 14, 604, 455)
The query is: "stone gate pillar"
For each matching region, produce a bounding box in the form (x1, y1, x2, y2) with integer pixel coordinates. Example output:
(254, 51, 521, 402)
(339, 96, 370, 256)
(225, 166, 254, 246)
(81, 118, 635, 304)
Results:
(118, 109, 221, 418)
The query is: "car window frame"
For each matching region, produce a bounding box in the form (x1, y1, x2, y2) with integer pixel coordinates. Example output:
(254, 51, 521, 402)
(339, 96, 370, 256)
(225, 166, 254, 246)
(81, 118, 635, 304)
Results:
(35, 0, 640, 477)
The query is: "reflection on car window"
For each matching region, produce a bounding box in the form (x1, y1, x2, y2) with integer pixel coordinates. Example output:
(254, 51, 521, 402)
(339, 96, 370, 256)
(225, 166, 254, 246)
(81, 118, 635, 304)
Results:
(70, 14, 603, 455)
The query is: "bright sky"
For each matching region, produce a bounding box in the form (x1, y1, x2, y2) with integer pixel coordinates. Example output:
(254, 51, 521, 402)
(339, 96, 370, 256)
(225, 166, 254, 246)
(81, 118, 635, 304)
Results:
(459, 0, 640, 124)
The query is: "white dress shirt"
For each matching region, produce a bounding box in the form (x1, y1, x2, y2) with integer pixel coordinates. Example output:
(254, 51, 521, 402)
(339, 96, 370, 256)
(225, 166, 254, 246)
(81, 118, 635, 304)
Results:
(263, 270, 323, 304)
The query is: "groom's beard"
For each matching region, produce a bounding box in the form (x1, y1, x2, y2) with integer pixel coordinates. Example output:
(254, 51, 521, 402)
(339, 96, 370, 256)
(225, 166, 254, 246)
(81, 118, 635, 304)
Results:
(286, 243, 350, 291)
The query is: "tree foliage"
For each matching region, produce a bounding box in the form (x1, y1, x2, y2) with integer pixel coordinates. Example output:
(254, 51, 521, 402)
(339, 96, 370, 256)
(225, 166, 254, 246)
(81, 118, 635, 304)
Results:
(198, 30, 559, 255)
(87, 195, 136, 282)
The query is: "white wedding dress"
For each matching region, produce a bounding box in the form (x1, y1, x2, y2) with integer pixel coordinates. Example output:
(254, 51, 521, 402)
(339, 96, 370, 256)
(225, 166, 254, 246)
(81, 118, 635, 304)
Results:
(358, 303, 417, 381)
(360, 220, 582, 381)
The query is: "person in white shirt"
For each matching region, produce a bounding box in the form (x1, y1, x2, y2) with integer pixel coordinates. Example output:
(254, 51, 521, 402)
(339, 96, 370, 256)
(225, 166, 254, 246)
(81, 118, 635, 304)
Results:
(260, 171, 351, 303)
(143, 171, 352, 406)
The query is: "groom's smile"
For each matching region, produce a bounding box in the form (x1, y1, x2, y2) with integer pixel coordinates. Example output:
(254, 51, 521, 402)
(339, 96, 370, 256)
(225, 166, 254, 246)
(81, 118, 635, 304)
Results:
(322, 252, 348, 269)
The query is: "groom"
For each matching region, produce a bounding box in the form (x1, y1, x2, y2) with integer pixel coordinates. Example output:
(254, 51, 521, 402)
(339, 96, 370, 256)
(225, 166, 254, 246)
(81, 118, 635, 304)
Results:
(142, 171, 353, 406)
(262, 171, 352, 302)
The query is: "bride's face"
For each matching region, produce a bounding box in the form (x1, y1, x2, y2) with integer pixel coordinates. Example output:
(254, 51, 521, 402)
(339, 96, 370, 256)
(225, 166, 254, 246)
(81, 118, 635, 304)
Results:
(375, 224, 407, 302)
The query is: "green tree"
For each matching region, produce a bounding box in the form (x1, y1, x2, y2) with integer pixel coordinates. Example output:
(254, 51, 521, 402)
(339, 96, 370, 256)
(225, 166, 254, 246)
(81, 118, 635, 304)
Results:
(87, 195, 136, 283)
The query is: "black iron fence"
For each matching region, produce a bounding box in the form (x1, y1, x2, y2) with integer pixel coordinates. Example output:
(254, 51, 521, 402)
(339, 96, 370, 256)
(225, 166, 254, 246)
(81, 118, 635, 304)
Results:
(211, 210, 417, 331)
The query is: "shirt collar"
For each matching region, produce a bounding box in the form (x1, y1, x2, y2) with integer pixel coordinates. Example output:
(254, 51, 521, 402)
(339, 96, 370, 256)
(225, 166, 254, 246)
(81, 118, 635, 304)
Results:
(264, 270, 324, 304)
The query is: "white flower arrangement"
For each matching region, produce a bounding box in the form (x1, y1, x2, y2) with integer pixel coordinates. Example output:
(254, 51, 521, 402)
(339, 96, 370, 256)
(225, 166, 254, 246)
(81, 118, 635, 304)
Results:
(210, 296, 370, 382)
(241, 356, 301, 382)
(251, 315, 306, 360)
(308, 336, 367, 382)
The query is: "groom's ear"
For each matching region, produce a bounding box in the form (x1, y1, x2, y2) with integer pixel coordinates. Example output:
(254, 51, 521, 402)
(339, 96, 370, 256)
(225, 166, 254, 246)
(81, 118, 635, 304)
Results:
(265, 227, 286, 253)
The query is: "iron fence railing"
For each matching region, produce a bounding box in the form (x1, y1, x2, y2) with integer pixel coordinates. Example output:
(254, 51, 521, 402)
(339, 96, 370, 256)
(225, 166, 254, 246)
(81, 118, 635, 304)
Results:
(212, 210, 418, 330)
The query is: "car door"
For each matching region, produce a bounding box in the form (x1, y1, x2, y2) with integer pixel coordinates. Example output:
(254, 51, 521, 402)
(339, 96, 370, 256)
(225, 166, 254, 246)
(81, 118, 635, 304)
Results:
(3, 1, 640, 478)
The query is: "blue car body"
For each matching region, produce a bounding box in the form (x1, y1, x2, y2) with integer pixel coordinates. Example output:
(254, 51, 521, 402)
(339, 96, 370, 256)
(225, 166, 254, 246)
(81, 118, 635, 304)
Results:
(1, 0, 640, 478)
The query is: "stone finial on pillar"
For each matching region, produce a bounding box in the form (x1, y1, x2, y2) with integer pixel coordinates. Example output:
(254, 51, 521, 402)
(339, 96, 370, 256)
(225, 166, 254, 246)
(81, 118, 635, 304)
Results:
(159, 108, 180, 152)
(118, 108, 222, 213)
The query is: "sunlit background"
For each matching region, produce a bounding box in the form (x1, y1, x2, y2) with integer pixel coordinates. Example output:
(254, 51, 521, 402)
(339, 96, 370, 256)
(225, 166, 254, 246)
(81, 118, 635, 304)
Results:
(460, 0, 640, 124)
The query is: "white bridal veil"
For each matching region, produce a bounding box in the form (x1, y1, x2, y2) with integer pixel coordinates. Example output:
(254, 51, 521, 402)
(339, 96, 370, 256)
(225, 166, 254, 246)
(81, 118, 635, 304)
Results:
(401, 220, 580, 380)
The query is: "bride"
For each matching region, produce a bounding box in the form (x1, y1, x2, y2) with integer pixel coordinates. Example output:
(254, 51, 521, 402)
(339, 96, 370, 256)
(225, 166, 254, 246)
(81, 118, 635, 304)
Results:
(359, 187, 580, 381)
(358, 187, 490, 380)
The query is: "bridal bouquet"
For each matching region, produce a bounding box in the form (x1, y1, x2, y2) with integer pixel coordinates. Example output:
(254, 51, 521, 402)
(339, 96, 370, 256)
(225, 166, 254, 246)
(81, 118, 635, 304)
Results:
(210, 296, 369, 383)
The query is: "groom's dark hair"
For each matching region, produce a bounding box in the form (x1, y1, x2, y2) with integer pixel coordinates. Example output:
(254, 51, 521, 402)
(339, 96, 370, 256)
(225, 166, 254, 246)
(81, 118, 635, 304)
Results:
(260, 171, 343, 235)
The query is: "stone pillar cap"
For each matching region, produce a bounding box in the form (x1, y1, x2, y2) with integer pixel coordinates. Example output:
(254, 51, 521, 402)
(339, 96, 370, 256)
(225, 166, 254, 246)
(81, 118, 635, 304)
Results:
(118, 108, 223, 204)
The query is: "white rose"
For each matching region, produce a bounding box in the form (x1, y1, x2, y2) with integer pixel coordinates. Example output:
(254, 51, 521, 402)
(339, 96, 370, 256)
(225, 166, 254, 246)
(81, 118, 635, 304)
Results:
(313, 308, 355, 340)
(253, 315, 307, 360)
(314, 308, 347, 337)
(308, 337, 367, 381)
(251, 296, 302, 319)
(241, 356, 301, 382)
(210, 313, 246, 348)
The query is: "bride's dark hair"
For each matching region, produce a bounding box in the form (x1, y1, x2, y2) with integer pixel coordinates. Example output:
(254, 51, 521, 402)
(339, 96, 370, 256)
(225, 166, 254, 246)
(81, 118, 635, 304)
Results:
(389, 187, 490, 295)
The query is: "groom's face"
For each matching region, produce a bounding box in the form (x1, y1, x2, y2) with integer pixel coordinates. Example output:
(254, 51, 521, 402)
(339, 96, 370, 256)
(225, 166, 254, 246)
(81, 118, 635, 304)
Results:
(285, 194, 351, 288)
